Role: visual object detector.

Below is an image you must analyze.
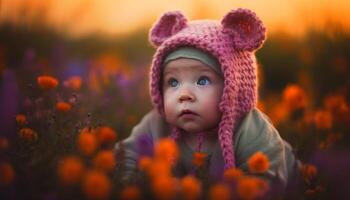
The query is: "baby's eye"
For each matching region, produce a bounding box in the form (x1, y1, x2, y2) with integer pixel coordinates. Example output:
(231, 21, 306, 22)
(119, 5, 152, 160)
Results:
(197, 76, 210, 86)
(168, 78, 179, 87)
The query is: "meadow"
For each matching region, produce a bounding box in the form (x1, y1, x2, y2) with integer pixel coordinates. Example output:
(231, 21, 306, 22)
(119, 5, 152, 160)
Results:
(0, 22, 349, 199)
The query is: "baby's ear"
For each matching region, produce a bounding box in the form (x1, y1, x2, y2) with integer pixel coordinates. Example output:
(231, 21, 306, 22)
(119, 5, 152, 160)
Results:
(221, 8, 266, 51)
(149, 11, 188, 47)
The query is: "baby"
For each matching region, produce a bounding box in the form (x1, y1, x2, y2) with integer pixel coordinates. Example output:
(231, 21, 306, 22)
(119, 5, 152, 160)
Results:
(116, 8, 300, 197)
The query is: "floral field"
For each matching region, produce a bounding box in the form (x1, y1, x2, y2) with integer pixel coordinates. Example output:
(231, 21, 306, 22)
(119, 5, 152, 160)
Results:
(0, 24, 349, 200)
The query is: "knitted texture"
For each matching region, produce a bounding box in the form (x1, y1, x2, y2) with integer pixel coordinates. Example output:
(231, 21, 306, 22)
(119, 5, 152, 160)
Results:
(149, 8, 266, 169)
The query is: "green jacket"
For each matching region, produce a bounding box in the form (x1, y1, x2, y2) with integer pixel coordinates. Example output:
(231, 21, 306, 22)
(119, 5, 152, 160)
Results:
(115, 108, 300, 194)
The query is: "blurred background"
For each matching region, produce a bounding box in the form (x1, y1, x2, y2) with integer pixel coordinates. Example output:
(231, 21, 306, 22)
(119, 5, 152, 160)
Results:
(0, 0, 349, 199)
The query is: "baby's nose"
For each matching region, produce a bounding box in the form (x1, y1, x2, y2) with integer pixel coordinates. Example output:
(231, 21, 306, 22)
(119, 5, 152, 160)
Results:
(179, 88, 195, 102)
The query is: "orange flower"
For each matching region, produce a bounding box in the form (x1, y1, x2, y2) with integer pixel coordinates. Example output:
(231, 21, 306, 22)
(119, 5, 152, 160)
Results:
(0, 137, 9, 151)
(56, 102, 72, 112)
(180, 176, 201, 200)
(208, 183, 231, 200)
(152, 175, 179, 200)
(19, 128, 38, 141)
(138, 156, 153, 172)
(63, 76, 82, 90)
(314, 110, 333, 130)
(154, 138, 179, 165)
(192, 152, 207, 168)
(96, 126, 117, 144)
(237, 176, 269, 200)
(37, 75, 58, 90)
(93, 150, 116, 173)
(57, 156, 85, 185)
(282, 84, 307, 111)
(223, 168, 244, 182)
(303, 111, 315, 126)
(324, 95, 349, 115)
(301, 163, 317, 183)
(0, 162, 15, 186)
(147, 159, 171, 178)
(247, 152, 270, 174)
(77, 128, 98, 156)
(120, 185, 141, 200)
(82, 170, 111, 200)
(270, 102, 289, 125)
(15, 114, 26, 126)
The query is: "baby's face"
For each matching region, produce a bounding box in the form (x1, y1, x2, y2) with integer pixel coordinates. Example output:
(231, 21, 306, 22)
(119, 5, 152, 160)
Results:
(162, 58, 224, 134)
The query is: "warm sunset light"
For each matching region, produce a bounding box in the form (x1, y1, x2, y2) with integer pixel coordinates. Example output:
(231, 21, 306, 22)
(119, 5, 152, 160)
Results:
(1, 0, 350, 199)
(0, 0, 349, 36)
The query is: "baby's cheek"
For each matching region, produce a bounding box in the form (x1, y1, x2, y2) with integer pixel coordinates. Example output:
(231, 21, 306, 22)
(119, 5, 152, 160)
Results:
(163, 96, 176, 122)
(201, 97, 222, 122)
(204, 106, 220, 118)
(202, 95, 220, 110)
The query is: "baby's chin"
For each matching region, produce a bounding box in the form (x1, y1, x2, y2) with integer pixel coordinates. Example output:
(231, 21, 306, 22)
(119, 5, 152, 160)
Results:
(165, 118, 217, 134)
(178, 124, 214, 134)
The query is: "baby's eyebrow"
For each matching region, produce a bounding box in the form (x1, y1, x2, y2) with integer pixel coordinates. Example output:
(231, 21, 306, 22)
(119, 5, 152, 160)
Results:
(163, 66, 182, 77)
(198, 67, 215, 73)
(163, 70, 176, 77)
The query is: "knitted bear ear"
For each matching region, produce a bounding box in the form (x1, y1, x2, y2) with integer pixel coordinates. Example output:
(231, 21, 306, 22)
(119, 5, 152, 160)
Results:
(149, 11, 188, 47)
(221, 8, 266, 51)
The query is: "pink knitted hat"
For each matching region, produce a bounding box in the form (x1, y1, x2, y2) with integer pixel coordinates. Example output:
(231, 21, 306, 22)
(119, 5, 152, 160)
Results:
(149, 8, 266, 169)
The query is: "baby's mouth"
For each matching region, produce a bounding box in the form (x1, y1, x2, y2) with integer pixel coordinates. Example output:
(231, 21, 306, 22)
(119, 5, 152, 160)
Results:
(179, 109, 198, 117)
